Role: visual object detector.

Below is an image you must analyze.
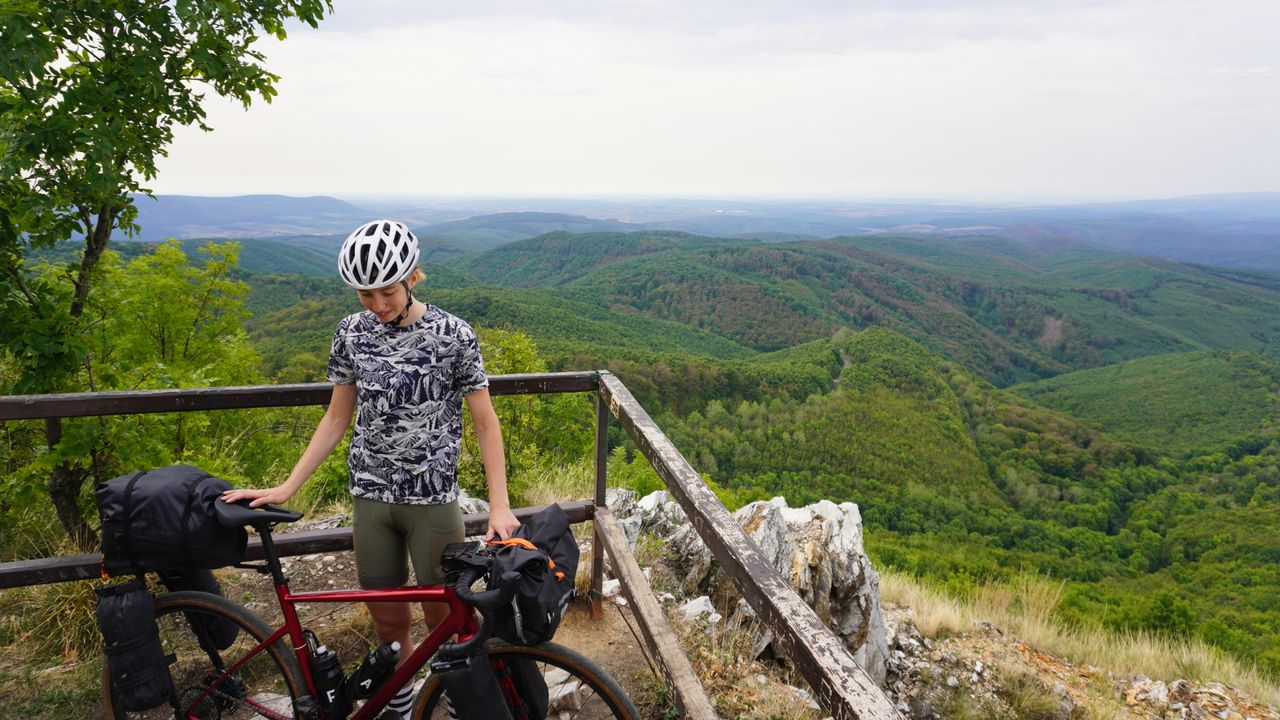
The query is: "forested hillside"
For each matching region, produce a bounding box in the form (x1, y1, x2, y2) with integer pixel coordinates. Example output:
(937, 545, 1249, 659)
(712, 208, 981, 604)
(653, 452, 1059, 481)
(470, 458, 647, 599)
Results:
(6, 231, 1280, 680)
(648, 328, 1280, 671)
(1013, 352, 1280, 452)
(446, 231, 1280, 385)
(447, 231, 1280, 674)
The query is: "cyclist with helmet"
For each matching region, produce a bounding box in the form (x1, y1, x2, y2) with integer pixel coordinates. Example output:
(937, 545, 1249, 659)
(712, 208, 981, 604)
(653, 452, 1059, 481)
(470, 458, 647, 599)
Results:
(223, 219, 519, 718)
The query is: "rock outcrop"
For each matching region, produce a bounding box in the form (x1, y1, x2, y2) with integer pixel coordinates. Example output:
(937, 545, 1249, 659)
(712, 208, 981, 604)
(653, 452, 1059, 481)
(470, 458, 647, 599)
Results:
(613, 489, 891, 684)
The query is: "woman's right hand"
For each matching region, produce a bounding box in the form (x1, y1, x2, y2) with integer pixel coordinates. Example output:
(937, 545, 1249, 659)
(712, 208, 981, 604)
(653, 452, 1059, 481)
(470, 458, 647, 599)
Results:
(220, 485, 295, 508)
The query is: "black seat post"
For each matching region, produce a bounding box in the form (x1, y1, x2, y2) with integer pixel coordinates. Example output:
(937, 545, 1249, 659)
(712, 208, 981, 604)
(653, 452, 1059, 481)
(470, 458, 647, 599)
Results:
(256, 525, 289, 587)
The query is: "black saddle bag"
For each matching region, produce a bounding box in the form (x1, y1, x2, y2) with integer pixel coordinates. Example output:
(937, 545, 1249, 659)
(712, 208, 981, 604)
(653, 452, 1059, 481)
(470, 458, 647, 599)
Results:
(97, 465, 247, 574)
(96, 579, 175, 711)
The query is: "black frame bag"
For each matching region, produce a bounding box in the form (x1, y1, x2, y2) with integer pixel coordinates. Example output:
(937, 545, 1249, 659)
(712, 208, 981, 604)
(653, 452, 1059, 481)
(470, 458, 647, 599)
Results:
(97, 465, 247, 574)
(96, 579, 175, 711)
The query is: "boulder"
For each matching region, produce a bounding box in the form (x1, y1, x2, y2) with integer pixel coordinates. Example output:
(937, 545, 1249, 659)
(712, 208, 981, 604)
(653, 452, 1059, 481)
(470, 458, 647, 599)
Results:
(627, 492, 891, 684)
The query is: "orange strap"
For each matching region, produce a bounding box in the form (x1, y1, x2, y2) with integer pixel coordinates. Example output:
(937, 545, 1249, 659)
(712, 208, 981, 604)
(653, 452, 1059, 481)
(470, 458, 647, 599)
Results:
(489, 537, 538, 551)
(488, 538, 557, 569)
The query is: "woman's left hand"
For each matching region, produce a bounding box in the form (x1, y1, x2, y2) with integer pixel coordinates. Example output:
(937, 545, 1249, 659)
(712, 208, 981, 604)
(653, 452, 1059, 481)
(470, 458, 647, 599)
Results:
(485, 505, 520, 541)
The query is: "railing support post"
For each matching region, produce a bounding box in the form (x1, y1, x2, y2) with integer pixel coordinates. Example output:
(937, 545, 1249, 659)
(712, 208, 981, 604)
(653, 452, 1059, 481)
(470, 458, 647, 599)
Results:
(591, 385, 609, 621)
(598, 373, 903, 720)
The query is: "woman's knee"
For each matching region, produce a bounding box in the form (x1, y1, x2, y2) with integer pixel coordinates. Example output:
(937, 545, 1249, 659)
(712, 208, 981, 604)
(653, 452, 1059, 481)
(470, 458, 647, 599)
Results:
(366, 601, 412, 636)
(422, 601, 449, 629)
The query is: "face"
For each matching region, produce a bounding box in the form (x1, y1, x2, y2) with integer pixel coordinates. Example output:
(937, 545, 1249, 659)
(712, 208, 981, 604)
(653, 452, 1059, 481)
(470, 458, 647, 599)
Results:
(357, 283, 409, 322)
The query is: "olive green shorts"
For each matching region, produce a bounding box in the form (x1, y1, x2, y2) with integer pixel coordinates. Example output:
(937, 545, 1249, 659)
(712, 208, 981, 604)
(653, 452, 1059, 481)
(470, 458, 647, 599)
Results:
(352, 496, 465, 588)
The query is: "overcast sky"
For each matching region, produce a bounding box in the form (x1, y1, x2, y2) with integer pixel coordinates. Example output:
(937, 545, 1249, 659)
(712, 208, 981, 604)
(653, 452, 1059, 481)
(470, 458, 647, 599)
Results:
(150, 0, 1280, 202)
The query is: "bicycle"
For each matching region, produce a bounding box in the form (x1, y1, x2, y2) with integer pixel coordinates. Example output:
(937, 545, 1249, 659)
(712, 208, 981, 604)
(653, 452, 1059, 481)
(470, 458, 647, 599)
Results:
(101, 501, 640, 720)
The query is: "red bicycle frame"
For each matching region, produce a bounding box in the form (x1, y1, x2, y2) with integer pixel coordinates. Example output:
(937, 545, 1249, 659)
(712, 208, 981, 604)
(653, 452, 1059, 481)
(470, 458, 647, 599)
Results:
(184, 577, 481, 720)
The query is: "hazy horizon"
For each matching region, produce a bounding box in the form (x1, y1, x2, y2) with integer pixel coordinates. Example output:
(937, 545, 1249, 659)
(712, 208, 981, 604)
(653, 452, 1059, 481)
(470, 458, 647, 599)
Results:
(149, 0, 1280, 202)
(145, 189, 1280, 208)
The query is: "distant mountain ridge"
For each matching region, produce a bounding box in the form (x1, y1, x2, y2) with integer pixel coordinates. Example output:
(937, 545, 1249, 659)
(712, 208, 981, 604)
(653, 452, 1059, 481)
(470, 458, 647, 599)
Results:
(441, 230, 1280, 386)
(125, 192, 1280, 270)
(125, 194, 373, 242)
(416, 212, 640, 250)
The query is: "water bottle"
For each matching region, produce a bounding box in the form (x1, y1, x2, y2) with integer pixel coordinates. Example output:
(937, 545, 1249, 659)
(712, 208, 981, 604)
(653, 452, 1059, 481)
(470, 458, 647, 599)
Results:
(343, 641, 401, 700)
(310, 644, 346, 710)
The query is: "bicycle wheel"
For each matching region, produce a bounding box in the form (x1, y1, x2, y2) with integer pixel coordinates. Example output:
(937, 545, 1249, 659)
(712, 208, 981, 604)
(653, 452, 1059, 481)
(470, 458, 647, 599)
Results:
(412, 640, 640, 720)
(103, 590, 306, 720)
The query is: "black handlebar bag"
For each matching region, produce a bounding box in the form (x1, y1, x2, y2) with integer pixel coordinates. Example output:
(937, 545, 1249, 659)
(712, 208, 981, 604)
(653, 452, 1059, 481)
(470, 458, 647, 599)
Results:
(96, 465, 247, 574)
(487, 503, 580, 646)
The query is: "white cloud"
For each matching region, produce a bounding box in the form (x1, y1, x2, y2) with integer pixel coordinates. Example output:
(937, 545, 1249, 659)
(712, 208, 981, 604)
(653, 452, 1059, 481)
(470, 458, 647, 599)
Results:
(153, 0, 1280, 200)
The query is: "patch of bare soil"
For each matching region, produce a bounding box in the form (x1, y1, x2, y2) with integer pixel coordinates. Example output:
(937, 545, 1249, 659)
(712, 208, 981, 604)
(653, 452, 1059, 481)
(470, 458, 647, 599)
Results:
(1038, 314, 1064, 352)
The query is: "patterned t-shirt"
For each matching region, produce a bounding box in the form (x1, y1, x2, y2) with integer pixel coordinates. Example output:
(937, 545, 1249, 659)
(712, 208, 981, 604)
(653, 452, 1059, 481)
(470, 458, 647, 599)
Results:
(325, 306, 489, 505)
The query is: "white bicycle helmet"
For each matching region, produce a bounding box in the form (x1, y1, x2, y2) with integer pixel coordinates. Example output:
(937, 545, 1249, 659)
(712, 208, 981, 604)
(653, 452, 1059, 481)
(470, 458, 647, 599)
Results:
(337, 219, 420, 290)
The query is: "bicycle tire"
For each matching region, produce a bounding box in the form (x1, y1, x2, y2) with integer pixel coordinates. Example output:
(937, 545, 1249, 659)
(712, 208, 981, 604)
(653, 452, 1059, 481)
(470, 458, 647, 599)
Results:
(411, 640, 641, 720)
(102, 590, 306, 720)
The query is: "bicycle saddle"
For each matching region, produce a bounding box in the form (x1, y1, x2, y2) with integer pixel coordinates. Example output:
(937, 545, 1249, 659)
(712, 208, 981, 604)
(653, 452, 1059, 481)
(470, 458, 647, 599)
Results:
(214, 499, 303, 529)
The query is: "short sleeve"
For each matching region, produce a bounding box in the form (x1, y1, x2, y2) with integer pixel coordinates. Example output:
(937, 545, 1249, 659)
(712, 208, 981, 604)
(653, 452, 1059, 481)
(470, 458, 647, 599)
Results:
(453, 324, 489, 396)
(326, 316, 357, 385)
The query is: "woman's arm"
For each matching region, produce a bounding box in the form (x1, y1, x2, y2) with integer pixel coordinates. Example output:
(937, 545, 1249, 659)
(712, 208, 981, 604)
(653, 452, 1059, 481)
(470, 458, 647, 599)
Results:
(222, 383, 357, 507)
(466, 388, 520, 540)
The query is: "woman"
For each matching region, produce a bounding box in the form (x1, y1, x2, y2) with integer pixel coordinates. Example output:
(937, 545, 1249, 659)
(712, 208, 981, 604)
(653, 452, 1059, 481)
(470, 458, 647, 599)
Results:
(222, 219, 519, 718)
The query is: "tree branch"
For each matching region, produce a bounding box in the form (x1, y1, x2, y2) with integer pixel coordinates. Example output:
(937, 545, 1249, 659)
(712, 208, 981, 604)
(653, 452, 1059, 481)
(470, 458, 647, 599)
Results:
(3, 263, 45, 318)
(70, 205, 115, 319)
(183, 266, 222, 359)
(78, 205, 95, 237)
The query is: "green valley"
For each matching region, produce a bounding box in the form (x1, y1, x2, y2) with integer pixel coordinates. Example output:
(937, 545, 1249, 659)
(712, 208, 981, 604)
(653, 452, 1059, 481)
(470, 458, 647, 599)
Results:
(1012, 352, 1280, 453)
(8, 228, 1280, 680)
(443, 231, 1280, 386)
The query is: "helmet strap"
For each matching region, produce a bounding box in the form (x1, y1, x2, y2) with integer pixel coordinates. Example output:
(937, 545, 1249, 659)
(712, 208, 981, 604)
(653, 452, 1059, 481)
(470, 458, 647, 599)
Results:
(383, 279, 414, 329)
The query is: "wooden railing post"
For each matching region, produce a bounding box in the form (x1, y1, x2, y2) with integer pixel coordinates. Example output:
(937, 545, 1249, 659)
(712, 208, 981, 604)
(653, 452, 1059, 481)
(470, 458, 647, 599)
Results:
(598, 372, 903, 720)
(591, 382, 609, 620)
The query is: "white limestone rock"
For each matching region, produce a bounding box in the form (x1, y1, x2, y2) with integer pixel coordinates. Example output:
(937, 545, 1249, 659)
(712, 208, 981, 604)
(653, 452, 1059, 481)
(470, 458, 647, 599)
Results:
(680, 595, 722, 624)
(605, 487, 637, 517)
(667, 495, 891, 684)
(456, 488, 489, 516)
(635, 490, 687, 535)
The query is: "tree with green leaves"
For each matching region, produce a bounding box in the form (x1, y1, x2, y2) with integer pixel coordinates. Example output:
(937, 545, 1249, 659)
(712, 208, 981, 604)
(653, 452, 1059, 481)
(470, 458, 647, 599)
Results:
(0, 0, 330, 548)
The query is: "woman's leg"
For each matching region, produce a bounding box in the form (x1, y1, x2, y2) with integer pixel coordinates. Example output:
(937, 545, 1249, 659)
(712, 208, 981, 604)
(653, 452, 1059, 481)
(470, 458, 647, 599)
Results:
(365, 600, 414, 652)
(400, 499, 465, 633)
(353, 496, 414, 651)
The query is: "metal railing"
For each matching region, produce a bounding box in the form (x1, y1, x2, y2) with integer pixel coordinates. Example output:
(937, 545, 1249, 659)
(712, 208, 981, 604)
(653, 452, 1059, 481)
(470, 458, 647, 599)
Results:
(0, 372, 900, 720)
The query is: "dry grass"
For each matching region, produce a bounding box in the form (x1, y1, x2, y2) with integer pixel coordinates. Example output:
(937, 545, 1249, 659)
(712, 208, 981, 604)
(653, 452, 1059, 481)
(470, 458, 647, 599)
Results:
(0, 524, 113, 719)
(675, 612, 826, 720)
(0, 578, 101, 663)
(880, 569, 1280, 708)
(995, 663, 1065, 720)
(0, 516, 106, 665)
(518, 457, 596, 508)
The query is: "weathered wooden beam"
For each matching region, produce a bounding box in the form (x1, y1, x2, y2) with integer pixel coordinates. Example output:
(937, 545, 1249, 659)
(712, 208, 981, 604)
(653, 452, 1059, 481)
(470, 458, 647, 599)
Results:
(0, 501, 594, 589)
(594, 507, 718, 720)
(0, 372, 599, 421)
(597, 372, 902, 720)
(591, 391, 609, 621)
